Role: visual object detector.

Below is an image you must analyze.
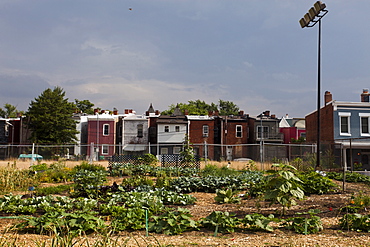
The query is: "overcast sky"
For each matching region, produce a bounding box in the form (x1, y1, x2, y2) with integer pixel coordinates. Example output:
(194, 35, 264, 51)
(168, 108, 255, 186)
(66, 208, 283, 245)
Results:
(0, 0, 369, 118)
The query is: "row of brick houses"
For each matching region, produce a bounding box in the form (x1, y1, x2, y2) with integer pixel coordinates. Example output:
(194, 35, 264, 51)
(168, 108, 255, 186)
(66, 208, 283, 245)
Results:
(3, 89, 370, 168)
(0, 103, 300, 161)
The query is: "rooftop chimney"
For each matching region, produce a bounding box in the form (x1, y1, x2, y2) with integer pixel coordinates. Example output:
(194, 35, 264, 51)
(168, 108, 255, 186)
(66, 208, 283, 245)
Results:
(361, 89, 369, 102)
(324, 91, 332, 104)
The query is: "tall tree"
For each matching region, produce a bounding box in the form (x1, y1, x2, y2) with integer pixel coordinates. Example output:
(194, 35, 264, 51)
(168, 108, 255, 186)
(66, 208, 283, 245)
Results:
(218, 99, 239, 116)
(0, 103, 23, 118)
(26, 87, 78, 144)
(75, 99, 95, 114)
(161, 100, 218, 115)
(161, 99, 239, 116)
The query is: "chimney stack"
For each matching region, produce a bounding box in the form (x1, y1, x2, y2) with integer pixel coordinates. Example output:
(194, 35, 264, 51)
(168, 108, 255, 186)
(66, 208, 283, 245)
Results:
(361, 89, 370, 102)
(324, 91, 333, 104)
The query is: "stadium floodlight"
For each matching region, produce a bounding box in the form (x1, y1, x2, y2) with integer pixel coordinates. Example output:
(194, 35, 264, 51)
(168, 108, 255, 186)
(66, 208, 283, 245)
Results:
(299, 2, 328, 170)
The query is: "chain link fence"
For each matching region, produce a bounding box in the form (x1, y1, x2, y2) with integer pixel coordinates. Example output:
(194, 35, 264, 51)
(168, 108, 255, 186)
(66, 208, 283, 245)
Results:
(0, 142, 344, 170)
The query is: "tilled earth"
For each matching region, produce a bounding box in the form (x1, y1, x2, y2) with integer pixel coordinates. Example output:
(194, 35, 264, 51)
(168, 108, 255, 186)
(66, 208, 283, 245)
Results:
(1, 180, 370, 246)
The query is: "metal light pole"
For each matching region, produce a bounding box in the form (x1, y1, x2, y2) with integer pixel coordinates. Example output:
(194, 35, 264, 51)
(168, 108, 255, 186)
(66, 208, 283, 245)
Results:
(259, 114, 264, 170)
(299, 1, 328, 170)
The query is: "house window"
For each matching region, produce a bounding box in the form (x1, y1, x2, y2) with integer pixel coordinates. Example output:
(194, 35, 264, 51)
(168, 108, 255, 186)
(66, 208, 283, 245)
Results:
(236, 125, 242, 138)
(103, 124, 109, 136)
(173, 147, 181, 154)
(257, 126, 269, 138)
(4, 124, 9, 137)
(359, 113, 370, 136)
(203, 125, 209, 137)
(137, 124, 143, 138)
(164, 126, 169, 132)
(102, 145, 109, 155)
(161, 148, 168, 154)
(339, 112, 351, 136)
(175, 126, 180, 132)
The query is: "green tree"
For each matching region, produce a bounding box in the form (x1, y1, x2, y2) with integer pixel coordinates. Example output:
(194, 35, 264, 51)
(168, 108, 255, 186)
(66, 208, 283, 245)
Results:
(0, 103, 23, 118)
(218, 99, 239, 116)
(161, 99, 238, 116)
(75, 99, 95, 114)
(26, 87, 78, 144)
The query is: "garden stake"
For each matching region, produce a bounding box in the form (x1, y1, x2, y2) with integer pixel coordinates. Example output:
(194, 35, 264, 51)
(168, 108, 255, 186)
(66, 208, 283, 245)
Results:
(304, 218, 308, 235)
(214, 224, 219, 237)
(145, 209, 149, 237)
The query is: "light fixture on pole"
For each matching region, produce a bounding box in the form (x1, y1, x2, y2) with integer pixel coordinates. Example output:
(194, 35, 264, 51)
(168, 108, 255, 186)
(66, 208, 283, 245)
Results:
(299, 1, 328, 170)
(259, 113, 264, 170)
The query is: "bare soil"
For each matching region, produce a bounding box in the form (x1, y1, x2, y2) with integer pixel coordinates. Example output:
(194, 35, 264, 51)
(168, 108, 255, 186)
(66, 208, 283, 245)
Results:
(1, 160, 370, 246)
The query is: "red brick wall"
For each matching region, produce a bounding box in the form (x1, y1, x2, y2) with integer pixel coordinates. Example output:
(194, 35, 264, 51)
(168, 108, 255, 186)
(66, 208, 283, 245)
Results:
(189, 120, 215, 160)
(87, 119, 116, 156)
(223, 120, 249, 158)
(306, 103, 334, 143)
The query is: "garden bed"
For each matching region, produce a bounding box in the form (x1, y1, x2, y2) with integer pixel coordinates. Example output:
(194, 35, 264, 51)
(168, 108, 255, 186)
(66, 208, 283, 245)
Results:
(1, 180, 370, 246)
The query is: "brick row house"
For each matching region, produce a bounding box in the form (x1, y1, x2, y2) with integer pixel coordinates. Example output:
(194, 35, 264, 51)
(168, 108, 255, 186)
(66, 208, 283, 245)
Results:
(1, 104, 293, 162)
(306, 89, 370, 170)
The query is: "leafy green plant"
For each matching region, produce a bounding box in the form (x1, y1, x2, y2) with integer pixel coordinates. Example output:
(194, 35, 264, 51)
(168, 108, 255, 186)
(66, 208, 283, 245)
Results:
(200, 211, 240, 236)
(149, 208, 198, 235)
(121, 175, 154, 189)
(35, 184, 73, 196)
(282, 209, 323, 235)
(214, 188, 241, 204)
(264, 164, 305, 215)
(14, 209, 105, 236)
(110, 207, 148, 231)
(137, 153, 158, 165)
(340, 213, 370, 232)
(298, 171, 337, 195)
(72, 169, 107, 198)
(201, 164, 241, 177)
(327, 172, 370, 184)
(241, 213, 276, 232)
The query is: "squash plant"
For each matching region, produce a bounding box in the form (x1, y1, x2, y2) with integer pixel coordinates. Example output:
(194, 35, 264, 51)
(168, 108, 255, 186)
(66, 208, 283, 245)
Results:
(149, 208, 198, 235)
(214, 188, 241, 204)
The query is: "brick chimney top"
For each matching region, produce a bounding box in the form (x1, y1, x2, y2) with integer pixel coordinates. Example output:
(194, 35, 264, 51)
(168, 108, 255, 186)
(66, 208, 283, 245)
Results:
(361, 89, 370, 102)
(324, 91, 333, 104)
